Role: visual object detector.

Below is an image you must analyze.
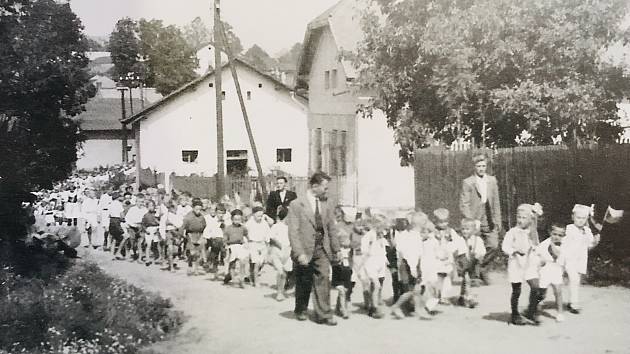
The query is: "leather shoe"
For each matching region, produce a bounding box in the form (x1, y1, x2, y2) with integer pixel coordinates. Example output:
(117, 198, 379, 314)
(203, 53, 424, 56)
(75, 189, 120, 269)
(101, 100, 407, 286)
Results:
(316, 317, 337, 326)
(296, 312, 308, 321)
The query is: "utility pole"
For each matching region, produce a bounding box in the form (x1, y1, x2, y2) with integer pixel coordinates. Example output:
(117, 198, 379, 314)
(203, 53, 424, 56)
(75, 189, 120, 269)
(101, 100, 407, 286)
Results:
(214, 0, 226, 199)
(117, 86, 129, 163)
(128, 85, 134, 116)
(219, 22, 268, 200)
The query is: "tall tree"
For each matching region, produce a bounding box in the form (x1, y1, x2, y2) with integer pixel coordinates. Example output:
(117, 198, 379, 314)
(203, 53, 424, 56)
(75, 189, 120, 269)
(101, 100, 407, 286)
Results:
(277, 42, 303, 68)
(214, 21, 243, 56)
(359, 0, 630, 164)
(0, 0, 94, 240)
(184, 16, 211, 50)
(243, 44, 277, 72)
(108, 18, 142, 81)
(138, 19, 199, 95)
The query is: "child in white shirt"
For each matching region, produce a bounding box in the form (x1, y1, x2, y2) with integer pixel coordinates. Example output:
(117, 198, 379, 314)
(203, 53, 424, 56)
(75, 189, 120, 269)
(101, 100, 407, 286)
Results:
(245, 206, 271, 287)
(357, 214, 390, 319)
(391, 212, 425, 319)
(536, 222, 567, 322)
(433, 208, 459, 305)
(456, 218, 486, 308)
(562, 204, 601, 314)
(122, 194, 148, 263)
(269, 206, 292, 301)
(80, 189, 100, 248)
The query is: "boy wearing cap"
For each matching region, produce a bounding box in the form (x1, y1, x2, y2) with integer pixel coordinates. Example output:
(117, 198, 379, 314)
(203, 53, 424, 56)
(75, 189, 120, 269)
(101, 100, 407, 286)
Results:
(182, 198, 207, 276)
(245, 206, 271, 287)
(562, 204, 601, 314)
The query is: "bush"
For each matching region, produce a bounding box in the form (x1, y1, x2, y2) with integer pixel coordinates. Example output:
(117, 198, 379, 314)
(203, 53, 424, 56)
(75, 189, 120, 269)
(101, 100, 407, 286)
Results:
(0, 260, 183, 354)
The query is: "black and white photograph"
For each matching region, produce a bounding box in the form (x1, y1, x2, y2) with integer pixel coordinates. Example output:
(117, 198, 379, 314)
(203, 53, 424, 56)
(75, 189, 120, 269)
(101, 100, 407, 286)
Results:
(1, 0, 630, 353)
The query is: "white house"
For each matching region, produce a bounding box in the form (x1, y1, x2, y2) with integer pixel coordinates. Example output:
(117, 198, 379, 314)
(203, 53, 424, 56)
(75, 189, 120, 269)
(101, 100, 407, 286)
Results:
(297, 0, 415, 209)
(122, 58, 309, 180)
(75, 97, 140, 170)
(195, 43, 229, 76)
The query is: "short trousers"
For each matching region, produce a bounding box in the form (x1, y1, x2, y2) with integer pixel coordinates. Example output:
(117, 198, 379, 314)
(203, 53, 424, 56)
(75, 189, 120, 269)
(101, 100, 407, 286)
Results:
(109, 218, 124, 241)
(331, 264, 352, 289)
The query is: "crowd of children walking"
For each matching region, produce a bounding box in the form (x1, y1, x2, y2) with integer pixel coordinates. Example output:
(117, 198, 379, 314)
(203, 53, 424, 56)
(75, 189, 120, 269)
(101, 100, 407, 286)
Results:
(30, 167, 604, 327)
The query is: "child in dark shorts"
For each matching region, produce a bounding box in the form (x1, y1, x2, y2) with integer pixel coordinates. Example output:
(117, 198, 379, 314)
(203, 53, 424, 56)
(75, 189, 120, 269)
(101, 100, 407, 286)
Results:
(332, 206, 355, 319)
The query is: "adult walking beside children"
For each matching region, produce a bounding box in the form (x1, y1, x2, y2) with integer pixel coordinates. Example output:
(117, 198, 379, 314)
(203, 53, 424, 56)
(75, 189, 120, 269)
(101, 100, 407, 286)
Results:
(286, 172, 341, 326)
(459, 153, 502, 285)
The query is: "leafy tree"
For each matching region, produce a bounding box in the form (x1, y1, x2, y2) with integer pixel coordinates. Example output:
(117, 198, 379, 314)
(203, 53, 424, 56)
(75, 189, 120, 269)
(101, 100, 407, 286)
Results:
(214, 21, 244, 56)
(0, 0, 94, 240)
(358, 0, 630, 165)
(184, 16, 211, 50)
(138, 19, 199, 95)
(277, 42, 303, 68)
(243, 44, 277, 72)
(84, 36, 106, 51)
(108, 18, 143, 82)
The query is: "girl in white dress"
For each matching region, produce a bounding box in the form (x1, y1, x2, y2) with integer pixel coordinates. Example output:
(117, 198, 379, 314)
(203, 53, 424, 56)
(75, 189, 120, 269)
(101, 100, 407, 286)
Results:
(501, 203, 543, 325)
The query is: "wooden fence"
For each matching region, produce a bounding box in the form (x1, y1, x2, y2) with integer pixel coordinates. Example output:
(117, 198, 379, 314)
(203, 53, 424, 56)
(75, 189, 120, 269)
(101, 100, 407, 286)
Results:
(138, 169, 328, 205)
(414, 144, 630, 230)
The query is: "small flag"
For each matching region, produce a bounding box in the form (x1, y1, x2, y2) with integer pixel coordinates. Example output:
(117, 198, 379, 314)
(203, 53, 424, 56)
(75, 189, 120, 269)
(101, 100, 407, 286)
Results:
(604, 206, 624, 224)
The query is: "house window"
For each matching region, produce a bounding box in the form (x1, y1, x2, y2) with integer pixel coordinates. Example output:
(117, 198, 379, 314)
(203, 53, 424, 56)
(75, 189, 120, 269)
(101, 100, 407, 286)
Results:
(247, 91, 252, 100)
(258, 83, 263, 88)
(329, 130, 338, 175)
(340, 131, 347, 176)
(226, 150, 248, 175)
(182, 150, 199, 163)
(221, 91, 226, 100)
(313, 128, 323, 171)
(331, 69, 338, 89)
(324, 70, 330, 90)
(277, 148, 292, 162)
(209, 83, 214, 88)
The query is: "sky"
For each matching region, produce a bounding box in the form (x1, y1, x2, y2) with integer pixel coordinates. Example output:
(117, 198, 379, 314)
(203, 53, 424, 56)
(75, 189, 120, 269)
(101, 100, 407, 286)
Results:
(69, 0, 340, 55)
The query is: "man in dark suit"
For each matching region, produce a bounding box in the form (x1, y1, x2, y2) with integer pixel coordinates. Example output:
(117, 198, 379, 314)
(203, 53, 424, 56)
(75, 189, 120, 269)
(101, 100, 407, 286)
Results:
(265, 176, 297, 221)
(460, 153, 502, 285)
(286, 172, 340, 326)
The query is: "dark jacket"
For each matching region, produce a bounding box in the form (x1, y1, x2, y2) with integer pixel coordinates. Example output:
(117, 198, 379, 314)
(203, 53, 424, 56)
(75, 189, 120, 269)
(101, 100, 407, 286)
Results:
(265, 189, 297, 220)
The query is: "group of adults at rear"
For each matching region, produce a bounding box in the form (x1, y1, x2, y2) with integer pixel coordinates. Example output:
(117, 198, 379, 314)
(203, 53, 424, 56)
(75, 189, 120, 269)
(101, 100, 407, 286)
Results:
(278, 153, 502, 326)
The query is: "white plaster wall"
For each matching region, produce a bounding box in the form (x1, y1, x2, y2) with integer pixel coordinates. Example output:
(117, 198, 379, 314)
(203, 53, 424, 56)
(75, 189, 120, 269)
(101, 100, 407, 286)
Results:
(76, 138, 134, 170)
(139, 63, 309, 177)
(356, 110, 415, 208)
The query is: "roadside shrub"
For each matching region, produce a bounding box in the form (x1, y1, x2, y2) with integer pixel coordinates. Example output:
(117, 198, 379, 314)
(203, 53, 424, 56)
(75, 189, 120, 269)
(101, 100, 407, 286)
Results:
(0, 261, 184, 354)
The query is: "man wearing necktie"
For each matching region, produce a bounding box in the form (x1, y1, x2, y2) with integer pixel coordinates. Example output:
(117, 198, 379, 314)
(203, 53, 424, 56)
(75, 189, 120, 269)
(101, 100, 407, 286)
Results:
(460, 153, 502, 285)
(286, 172, 341, 325)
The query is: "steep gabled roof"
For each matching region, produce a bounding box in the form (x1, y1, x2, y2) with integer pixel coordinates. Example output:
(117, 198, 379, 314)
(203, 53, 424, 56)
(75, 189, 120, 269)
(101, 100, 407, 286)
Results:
(297, 0, 367, 80)
(121, 57, 306, 125)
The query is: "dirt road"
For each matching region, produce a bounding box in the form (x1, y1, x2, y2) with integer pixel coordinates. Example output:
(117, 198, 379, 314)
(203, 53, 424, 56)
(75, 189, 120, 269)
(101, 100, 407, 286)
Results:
(83, 249, 630, 354)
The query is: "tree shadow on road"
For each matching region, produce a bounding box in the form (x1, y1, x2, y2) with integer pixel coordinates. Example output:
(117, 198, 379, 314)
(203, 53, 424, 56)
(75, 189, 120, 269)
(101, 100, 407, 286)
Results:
(482, 312, 511, 323)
